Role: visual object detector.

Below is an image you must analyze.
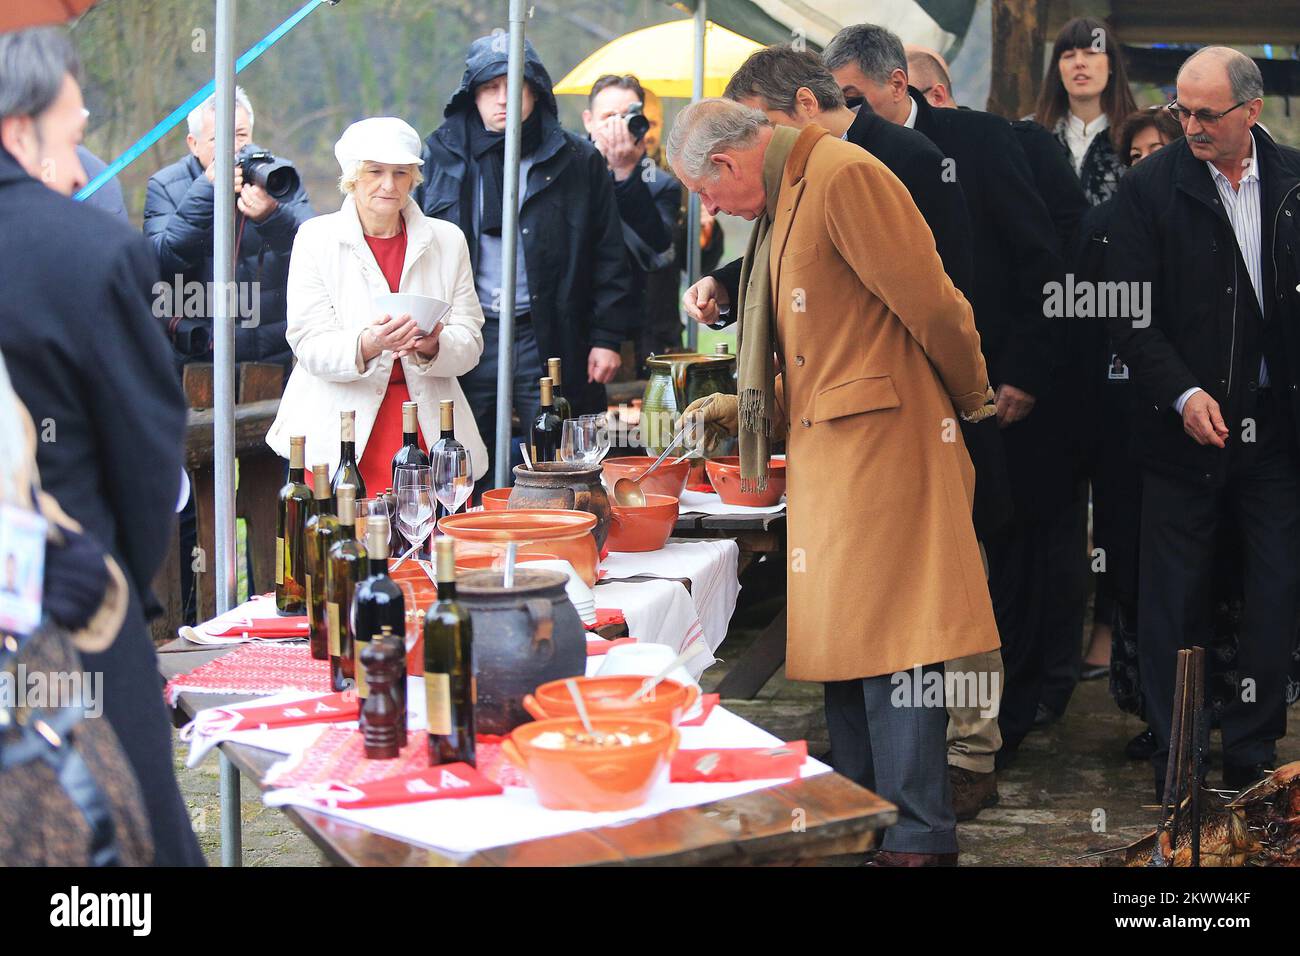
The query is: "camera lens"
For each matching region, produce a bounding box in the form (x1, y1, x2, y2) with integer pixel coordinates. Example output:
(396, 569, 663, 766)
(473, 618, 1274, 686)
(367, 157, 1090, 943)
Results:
(626, 112, 650, 142)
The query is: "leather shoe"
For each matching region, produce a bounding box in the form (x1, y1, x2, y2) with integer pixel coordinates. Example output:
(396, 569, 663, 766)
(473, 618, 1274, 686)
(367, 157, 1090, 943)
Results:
(1222, 762, 1273, 792)
(948, 766, 999, 821)
(1032, 703, 1060, 727)
(1125, 729, 1156, 762)
(860, 849, 958, 867)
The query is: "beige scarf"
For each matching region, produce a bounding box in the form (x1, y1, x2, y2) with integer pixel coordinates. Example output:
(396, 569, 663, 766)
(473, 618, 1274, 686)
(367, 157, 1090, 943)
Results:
(734, 124, 799, 493)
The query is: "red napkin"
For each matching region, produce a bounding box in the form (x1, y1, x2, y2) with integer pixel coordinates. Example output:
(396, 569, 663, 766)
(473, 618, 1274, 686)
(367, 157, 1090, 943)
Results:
(275, 763, 502, 808)
(584, 609, 626, 633)
(686, 482, 714, 494)
(586, 636, 636, 657)
(678, 693, 719, 727)
(193, 691, 359, 736)
(670, 740, 807, 783)
(207, 616, 310, 638)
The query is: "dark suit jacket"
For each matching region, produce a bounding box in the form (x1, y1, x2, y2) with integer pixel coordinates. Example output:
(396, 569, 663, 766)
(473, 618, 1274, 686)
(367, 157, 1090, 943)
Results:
(0, 146, 201, 865)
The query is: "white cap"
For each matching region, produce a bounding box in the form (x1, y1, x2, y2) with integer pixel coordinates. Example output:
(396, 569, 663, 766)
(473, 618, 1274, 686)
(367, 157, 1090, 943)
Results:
(334, 117, 424, 171)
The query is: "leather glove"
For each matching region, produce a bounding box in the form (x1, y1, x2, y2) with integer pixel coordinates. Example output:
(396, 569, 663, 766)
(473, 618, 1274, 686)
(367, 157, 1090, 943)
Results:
(678, 392, 740, 457)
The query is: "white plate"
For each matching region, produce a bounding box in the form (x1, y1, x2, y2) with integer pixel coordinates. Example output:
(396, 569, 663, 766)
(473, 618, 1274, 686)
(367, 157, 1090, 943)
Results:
(373, 292, 452, 334)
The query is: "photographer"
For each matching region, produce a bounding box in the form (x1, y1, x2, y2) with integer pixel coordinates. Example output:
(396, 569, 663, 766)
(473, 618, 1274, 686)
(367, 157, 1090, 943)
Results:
(143, 86, 314, 376)
(582, 75, 681, 370)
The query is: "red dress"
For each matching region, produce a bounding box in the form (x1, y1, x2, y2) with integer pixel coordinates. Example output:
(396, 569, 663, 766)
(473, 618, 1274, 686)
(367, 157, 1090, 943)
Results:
(358, 223, 429, 495)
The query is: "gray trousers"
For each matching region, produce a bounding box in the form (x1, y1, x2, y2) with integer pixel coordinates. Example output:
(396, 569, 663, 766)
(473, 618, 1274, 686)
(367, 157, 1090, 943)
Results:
(824, 664, 957, 855)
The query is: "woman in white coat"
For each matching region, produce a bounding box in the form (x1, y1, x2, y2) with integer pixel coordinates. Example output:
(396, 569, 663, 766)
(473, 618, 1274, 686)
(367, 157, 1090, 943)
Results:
(266, 117, 488, 488)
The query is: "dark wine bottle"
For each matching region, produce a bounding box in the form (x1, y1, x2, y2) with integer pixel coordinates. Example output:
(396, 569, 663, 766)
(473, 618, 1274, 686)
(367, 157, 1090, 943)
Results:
(276, 436, 313, 615)
(424, 536, 476, 766)
(530, 376, 562, 464)
(331, 409, 366, 501)
(304, 463, 339, 660)
(326, 484, 366, 692)
(391, 400, 429, 483)
(352, 515, 405, 723)
(547, 357, 573, 422)
(428, 399, 465, 522)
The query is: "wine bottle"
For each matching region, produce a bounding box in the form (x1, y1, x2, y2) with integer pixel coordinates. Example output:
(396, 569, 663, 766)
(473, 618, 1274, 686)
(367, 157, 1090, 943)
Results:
(547, 357, 573, 422)
(423, 536, 476, 766)
(530, 376, 562, 464)
(326, 484, 367, 693)
(352, 514, 405, 720)
(391, 401, 429, 483)
(276, 436, 313, 615)
(304, 463, 339, 660)
(331, 409, 367, 501)
(428, 399, 466, 522)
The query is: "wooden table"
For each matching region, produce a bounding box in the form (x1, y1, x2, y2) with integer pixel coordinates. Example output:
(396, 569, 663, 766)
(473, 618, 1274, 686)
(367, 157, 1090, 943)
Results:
(672, 509, 789, 700)
(159, 642, 895, 866)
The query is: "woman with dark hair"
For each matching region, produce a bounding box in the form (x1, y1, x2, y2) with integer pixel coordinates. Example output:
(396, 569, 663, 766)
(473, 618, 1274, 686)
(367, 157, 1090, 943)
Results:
(1034, 16, 1139, 205)
(1072, 107, 1183, 760)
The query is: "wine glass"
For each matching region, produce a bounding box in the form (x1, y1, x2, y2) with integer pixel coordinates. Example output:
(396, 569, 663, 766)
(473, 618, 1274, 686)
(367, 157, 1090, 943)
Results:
(560, 419, 586, 465)
(355, 497, 389, 543)
(580, 413, 610, 465)
(394, 467, 435, 559)
(432, 445, 474, 522)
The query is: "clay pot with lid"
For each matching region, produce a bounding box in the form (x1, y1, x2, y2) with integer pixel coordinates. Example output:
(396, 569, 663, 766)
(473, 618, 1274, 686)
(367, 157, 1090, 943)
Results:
(458, 568, 587, 734)
(507, 462, 611, 550)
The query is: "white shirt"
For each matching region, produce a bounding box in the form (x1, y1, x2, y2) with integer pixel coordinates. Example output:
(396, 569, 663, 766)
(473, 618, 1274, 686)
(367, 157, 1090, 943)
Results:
(1063, 112, 1108, 175)
(1174, 131, 1266, 414)
(904, 96, 919, 129)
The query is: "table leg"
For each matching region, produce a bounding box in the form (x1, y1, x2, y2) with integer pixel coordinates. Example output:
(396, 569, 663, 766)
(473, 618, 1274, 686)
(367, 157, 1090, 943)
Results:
(219, 752, 243, 867)
(715, 604, 787, 699)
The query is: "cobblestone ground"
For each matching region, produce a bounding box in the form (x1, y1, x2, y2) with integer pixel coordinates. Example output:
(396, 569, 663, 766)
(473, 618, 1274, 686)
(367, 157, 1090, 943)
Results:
(172, 595, 1300, 867)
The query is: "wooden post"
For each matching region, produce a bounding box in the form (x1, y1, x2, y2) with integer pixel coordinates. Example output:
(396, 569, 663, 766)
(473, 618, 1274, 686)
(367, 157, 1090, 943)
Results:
(988, 0, 1049, 120)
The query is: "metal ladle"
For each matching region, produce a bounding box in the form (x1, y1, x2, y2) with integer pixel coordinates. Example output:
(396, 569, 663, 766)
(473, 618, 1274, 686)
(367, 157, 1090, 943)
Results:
(613, 426, 689, 507)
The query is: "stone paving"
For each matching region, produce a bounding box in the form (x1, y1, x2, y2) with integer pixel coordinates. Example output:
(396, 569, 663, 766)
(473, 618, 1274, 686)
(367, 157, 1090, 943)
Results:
(171, 591, 1300, 867)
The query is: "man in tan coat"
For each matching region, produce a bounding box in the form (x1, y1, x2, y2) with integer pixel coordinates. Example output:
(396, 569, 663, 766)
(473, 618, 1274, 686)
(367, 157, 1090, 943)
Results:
(668, 99, 1000, 865)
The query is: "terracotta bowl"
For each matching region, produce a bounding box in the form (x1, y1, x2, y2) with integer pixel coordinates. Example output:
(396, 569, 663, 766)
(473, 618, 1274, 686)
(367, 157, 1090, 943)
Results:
(705, 456, 787, 507)
(602, 456, 690, 500)
(481, 488, 513, 511)
(453, 551, 559, 572)
(502, 716, 678, 811)
(523, 675, 700, 728)
(437, 509, 600, 586)
(607, 493, 679, 553)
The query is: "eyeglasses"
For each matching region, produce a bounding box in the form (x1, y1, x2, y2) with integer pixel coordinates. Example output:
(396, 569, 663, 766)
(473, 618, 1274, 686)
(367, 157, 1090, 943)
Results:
(1165, 100, 1248, 126)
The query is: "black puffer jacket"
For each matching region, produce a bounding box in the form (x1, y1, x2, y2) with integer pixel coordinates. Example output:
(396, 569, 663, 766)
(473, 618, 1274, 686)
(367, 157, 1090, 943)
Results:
(143, 152, 314, 370)
(415, 35, 635, 415)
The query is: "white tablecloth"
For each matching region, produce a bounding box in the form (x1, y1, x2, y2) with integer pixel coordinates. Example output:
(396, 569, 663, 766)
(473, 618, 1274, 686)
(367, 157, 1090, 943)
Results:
(599, 540, 740, 652)
(589, 578, 712, 678)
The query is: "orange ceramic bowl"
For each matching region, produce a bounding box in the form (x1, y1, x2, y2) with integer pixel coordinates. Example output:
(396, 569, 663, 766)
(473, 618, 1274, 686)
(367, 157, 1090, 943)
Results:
(502, 716, 678, 812)
(481, 488, 513, 511)
(437, 509, 600, 586)
(523, 675, 700, 728)
(602, 456, 690, 500)
(607, 493, 679, 552)
(705, 456, 787, 507)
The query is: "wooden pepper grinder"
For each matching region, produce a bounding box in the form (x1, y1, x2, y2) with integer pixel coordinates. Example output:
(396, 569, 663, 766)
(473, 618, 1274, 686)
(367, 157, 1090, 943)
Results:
(360, 634, 402, 759)
(377, 624, 407, 741)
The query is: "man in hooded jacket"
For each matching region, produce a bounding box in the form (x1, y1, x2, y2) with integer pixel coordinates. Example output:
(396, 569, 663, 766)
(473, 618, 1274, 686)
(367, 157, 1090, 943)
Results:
(417, 35, 635, 481)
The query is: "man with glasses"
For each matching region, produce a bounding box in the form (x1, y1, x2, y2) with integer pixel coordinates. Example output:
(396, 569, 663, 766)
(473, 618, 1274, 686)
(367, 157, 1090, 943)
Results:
(1107, 46, 1300, 799)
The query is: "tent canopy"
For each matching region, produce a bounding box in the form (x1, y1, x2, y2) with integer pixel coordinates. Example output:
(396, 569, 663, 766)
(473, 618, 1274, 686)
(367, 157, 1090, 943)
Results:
(554, 19, 763, 99)
(667, 0, 978, 58)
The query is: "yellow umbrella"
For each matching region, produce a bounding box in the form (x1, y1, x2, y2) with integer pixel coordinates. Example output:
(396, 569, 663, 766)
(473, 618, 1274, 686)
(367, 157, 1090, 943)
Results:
(554, 19, 763, 99)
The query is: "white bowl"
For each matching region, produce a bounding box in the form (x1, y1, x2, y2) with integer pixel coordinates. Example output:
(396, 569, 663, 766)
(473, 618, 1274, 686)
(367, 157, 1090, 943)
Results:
(373, 292, 451, 334)
(595, 642, 698, 690)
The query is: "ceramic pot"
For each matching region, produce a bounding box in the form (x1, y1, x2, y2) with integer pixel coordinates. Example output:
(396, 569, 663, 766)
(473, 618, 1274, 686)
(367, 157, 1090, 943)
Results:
(641, 353, 737, 457)
(508, 462, 611, 550)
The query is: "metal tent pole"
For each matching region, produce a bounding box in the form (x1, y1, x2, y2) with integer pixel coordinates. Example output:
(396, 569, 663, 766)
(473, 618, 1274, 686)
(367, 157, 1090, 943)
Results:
(213, 0, 242, 868)
(685, 0, 707, 351)
(494, 0, 527, 488)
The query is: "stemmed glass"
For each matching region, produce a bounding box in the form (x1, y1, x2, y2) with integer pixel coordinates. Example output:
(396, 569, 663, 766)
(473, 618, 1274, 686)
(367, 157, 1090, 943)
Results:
(560, 419, 586, 465)
(394, 466, 435, 563)
(432, 445, 473, 526)
(579, 413, 610, 464)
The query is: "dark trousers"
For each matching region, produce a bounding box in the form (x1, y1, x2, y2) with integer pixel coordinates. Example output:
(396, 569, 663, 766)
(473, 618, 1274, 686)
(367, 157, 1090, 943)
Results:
(824, 667, 957, 855)
(459, 317, 543, 492)
(1038, 487, 1091, 718)
(1139, 392, 1300, 781)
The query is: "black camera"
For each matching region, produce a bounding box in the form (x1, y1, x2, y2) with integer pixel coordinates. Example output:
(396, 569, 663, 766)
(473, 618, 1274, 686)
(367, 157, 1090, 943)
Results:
(235, 144, 300, 201)
(624, 102, 650, 143)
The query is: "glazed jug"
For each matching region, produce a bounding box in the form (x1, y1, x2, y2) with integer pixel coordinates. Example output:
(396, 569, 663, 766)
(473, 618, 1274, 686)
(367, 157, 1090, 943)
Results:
(458, 568, 586, 734)
(507, 462, 612, 550)
(641, 352, 737, 457)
